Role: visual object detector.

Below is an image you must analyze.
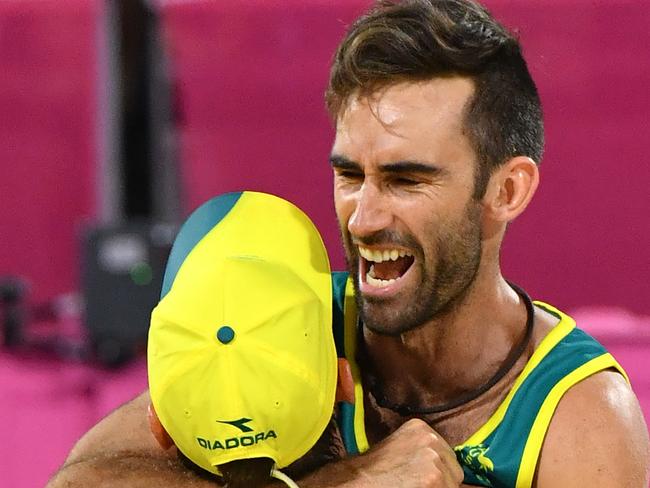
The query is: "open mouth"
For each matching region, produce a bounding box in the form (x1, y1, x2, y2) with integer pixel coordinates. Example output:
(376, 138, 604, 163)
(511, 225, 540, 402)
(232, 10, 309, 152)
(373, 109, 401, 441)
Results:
(358, 246, 415, 288)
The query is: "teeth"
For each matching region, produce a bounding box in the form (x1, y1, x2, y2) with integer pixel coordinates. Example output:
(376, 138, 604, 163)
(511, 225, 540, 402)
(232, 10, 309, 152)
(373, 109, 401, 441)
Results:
(359, 246, 412, 263)
(366, 268, 397, 288)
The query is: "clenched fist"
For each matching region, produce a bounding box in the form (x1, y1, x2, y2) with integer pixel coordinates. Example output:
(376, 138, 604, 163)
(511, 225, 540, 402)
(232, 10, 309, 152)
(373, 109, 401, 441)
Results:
(351, 419, 464, 487)
(300, 418, 465, 487)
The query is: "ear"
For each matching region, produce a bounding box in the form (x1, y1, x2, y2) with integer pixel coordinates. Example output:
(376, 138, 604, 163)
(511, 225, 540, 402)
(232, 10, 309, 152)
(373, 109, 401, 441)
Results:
(148, 402, 175, 450)
(336, 358, 355, 404)
(482, 156, 539, 222)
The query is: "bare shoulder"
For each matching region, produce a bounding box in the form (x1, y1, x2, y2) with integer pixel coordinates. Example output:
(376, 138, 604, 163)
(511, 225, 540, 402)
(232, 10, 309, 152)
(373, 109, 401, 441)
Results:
(535, 370, 650, 487)
(63, 390, 169, 465)
(47, 390, 220, 487)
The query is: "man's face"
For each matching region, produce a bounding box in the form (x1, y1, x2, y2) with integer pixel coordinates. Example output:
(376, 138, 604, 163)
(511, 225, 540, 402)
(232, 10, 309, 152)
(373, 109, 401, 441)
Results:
(331, 78, 484, 336)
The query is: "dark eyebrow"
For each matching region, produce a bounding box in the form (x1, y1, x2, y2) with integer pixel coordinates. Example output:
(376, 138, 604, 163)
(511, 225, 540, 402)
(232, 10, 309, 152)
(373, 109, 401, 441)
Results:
(329, 154, 360, 171)
(380, 160, 442, 176)
(330, 154, 442, 175)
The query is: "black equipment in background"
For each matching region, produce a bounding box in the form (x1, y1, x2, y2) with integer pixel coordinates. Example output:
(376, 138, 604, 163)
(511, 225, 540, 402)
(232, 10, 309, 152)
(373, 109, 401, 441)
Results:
(0, 277, 26, 347)
(0, 278, 87, 361)
(81, 222, 174, 367)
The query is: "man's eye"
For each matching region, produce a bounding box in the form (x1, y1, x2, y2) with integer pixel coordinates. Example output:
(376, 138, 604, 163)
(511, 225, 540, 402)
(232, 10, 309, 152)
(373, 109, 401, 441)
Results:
(337, 171, 363, 180)
(393, 177, 419, 186)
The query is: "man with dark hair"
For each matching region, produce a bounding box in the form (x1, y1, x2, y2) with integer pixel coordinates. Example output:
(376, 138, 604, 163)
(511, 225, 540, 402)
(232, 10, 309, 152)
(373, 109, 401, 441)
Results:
(49, 1, 649, 487)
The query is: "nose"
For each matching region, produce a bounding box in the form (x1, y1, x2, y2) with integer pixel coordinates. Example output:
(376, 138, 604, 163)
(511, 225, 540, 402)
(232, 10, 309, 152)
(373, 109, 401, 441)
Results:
(347, 182, 393, 239)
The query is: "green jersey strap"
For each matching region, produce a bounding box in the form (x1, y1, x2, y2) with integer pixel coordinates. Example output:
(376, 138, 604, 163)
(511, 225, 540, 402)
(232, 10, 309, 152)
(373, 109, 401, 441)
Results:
(332, 271, 369, 455)
(455, 302, 628, 487)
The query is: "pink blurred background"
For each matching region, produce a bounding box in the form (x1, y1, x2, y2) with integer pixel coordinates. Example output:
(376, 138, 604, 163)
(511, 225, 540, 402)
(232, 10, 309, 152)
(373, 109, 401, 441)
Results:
(0, 0, 648, 486)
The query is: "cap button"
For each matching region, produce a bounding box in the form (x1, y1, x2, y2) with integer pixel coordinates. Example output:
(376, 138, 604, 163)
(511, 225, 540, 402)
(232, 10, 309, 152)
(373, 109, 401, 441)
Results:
(216, 326, 235, 344)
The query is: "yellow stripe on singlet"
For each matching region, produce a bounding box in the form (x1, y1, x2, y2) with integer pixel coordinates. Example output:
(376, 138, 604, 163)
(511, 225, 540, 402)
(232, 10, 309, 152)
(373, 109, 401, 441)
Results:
(515, 353, 628, 488)
(343, 278, 369, 453)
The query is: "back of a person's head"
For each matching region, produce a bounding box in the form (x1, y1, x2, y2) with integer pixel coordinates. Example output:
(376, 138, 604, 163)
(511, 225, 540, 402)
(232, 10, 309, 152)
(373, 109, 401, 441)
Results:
(326, 0, 544, 198)
(220, 459, 275, 488)
(177, 451, 274, 487)
(148, 192, 338, 488)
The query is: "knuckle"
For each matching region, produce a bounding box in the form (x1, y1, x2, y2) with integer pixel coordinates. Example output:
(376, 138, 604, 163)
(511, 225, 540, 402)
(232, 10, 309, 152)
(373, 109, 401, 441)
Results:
(403, 418, 426, 431)
(418, 446, 442, 466)
(403, 419, 435, 438)
(414, 431, 439, 450)
(412, 431, 437, 449)
(425, 447, 441, 462)
(422, 470, 443, 485)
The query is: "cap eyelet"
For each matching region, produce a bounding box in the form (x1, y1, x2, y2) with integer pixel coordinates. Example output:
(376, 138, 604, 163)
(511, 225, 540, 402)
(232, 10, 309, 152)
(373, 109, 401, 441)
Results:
(216, 326, 235, 344)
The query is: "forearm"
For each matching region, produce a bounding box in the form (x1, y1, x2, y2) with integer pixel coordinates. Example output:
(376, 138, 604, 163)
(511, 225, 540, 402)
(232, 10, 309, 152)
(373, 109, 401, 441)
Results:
(47, 391, 219, 487)
(295, 452, 375, 488)
(300, 460, 478, 488)
(47, 454, 219, 488)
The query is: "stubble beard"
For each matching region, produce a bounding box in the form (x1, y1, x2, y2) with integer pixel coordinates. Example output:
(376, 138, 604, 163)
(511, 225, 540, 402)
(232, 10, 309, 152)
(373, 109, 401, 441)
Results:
(342, 202, 483, 336)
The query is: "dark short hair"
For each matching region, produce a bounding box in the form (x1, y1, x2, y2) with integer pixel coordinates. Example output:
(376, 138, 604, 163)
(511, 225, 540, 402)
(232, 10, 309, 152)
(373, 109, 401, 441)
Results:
(326, 0, 544, 197)
(177, 449, 273, 487)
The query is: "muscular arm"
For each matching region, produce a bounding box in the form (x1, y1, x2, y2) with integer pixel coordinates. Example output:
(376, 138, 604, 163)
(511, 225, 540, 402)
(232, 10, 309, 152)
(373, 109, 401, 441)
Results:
(48, 393, 468, 488)
(46, 372, 649, 488)
(47, 391, 218, 487)
(535, 370, 650, 487)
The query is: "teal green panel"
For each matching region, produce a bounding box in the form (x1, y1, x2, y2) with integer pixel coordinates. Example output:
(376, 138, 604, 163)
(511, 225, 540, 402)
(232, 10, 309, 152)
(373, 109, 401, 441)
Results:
(337, 401, 359, 455)
(332, 271, 360, 456)
(160, 192, 243, 299)
(331, 271, 349, 358)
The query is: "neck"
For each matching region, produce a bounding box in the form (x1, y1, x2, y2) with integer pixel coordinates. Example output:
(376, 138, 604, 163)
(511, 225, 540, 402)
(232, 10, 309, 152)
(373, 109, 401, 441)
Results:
(361, 270, 529, 409)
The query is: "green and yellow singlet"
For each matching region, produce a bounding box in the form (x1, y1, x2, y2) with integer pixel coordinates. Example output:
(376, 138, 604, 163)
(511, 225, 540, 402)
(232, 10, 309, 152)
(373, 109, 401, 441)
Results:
(331, 272, 628, 488)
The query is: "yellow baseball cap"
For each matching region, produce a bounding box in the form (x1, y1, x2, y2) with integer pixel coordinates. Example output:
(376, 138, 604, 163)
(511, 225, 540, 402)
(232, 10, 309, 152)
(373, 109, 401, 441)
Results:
(148, 191, 336, 476)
